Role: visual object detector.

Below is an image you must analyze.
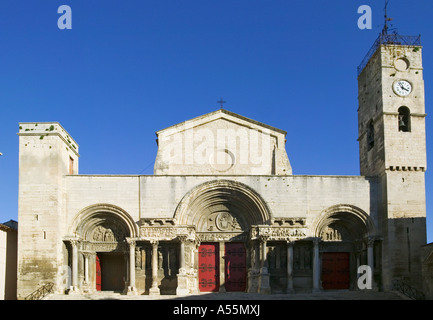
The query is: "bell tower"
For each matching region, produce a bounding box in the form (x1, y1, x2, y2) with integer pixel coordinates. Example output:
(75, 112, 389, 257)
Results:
(357, 30, 427, 291)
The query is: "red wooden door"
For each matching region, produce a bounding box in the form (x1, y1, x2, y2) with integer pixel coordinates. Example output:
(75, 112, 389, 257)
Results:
(225, 243, 246, 292)
(198, 243, 219, 292)
(321, 252, 350, 290)
(96, 254, 102, 291)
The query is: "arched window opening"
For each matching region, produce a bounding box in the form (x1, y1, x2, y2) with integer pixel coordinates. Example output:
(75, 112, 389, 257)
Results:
(398, 107, 411, 132)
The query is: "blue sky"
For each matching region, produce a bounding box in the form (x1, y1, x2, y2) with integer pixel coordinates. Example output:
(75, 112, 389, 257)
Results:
(0, 0, 432, 241)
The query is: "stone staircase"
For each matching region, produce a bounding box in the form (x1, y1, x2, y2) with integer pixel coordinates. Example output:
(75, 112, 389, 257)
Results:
(45, 290, 407, 300)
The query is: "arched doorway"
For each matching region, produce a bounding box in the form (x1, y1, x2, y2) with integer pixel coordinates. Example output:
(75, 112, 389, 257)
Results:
(68, 204, 138, 293)
(174, 180, 272, 293)
(312, 205, 376, 290)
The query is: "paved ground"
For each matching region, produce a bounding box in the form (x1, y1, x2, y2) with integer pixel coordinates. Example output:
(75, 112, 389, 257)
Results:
(45, 290, 408, 300)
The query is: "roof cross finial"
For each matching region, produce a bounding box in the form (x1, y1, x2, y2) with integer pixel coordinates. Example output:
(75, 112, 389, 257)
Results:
(217, 97, 227, 109)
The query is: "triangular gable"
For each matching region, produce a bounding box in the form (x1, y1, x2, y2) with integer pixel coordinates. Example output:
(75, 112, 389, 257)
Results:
(156, 109, 287, 137)
(154, 109, 292, 175)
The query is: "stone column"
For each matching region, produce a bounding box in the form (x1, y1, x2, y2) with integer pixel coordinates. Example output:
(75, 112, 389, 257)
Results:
(258, 236, 270, 294)
(127, 238, 138, 295)
(247, 241, 259, 293)
(367, 237, 376, 290)
(124, 252, 129, 284)
(149, 240, 160, 295)
(83, 252, 90, 284)
(190, 240, 200, 295)
(312, 237, 321, 292)
(179, 238, 185, 270)
(176, 236, 189, 295)
(219, 241, 226, 293)
(81, 252, 93, 293)
(260, 236, 267, 269)
(69, 239, 80, 294)
(286, 241, 294, 293)
(367, 237, 374, 272)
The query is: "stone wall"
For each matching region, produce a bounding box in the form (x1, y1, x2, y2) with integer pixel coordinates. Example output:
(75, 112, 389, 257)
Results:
(64, 174, 373, 231)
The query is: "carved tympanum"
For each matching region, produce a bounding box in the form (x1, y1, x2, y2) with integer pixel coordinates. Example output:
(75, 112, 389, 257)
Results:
(214, 212, 242, 231)
(91, 223, 127, 242)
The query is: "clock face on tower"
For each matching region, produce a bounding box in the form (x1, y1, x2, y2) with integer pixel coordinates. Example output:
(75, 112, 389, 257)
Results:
(393, 80, 412, 96)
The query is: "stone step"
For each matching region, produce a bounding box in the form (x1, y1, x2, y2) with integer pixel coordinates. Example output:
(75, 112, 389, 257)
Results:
(44, 290, 407, 300)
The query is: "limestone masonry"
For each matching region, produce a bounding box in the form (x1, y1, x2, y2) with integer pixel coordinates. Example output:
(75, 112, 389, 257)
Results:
(16, 34, 428, 299)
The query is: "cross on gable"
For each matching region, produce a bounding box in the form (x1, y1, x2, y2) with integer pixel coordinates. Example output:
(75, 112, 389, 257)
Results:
(217, 97, 227, 109)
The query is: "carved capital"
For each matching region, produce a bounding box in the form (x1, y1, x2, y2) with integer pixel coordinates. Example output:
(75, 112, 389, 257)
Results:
(194, 239, 201, 249)
(126, 237, 136, 247)
(259, 235, 269, 243)
(65, 237, 81, 248)
(312, 237, 321, 246)
(81, 251, 93, 258)
(177, 235, 188, 243)
(367, 236, 376, 247)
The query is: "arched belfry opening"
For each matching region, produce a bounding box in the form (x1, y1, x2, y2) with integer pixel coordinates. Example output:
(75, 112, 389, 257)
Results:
(312, 205, 377, 290)
(398, 106, 411, 132)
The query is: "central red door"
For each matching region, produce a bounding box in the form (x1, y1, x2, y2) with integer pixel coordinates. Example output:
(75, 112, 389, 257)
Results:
(198, 243, 219, 292)
(321, 252, 350, 290)
(225, 243, 246, 292)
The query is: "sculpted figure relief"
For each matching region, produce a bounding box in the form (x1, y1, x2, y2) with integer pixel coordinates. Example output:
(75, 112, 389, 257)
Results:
(215, 212, 242, 231)
(91, 223, 127, 242)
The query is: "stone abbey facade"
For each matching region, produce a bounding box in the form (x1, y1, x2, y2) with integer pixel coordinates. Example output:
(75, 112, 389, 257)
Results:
(16, 34, 427, 298)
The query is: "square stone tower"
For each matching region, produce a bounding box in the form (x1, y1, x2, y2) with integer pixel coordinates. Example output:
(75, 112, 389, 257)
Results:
(17, 123, 79, 298)
(357, 33, 427, 291)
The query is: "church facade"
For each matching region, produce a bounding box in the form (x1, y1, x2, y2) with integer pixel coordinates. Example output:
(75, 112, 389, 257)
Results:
(16, 34, 427, 298)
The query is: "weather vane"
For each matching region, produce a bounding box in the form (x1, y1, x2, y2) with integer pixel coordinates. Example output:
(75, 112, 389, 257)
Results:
(217, 97, 227, 109)
(382, 0, 393, 35)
